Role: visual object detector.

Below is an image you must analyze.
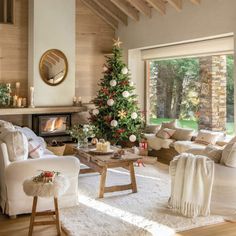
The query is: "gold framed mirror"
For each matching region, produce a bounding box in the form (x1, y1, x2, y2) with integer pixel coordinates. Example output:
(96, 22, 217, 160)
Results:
(39, 49, 68, 86)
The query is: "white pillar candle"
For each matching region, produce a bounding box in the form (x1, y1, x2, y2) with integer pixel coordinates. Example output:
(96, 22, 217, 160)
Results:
(17, 97, 22, 108)
(29, 86, 35, 108)
(13, 95, 18, 107)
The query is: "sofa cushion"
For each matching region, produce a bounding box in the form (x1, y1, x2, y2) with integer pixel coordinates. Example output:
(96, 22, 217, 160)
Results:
(0, 120, 15, 134)
(1, 130, 28, 162)
(172, 127, 194, 141)
(174, 140, 206, 153)
(156, 128, 176, 139)
(144, 124, 161, 134)
(145, 134, 174, 150)
(161, 120, 177, 129)
(204, 145, 223, 163)
(221, 142, 236, 167)
(195, 130, 223, 145)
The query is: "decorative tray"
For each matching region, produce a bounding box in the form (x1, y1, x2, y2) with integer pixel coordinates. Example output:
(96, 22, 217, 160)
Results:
(89, 148, 114, 155)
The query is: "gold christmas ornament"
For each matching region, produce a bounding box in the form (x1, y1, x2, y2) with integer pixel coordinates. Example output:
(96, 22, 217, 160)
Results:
(113, 38, 122, 48)
(118, 110, 127, 119)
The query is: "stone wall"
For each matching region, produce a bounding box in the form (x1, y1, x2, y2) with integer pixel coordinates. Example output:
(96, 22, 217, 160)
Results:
(199, 55, 227, 131)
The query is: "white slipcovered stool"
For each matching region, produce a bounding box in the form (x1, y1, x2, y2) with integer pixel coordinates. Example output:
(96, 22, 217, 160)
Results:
(23, 174, 69, 236)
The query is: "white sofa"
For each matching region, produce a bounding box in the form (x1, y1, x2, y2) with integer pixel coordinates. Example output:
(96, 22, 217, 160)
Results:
(0, 140, 80, 216)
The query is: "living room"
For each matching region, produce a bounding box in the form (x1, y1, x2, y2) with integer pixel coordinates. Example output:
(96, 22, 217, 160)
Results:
(0, 0, 236, 235)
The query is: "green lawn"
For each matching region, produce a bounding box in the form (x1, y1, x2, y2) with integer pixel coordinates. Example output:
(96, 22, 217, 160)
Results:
(150, 118, 235, 135)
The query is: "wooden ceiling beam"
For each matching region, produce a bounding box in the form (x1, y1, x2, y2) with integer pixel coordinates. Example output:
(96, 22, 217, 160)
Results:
(81, 0, 118, 29)
(190, 0, 200, 5)
(96, 0, 128, 25)
(126, 0, 151, 17)
(167, 0, 182, 11)
(111, 0, 139, 21)
(145, 0, 166, 15)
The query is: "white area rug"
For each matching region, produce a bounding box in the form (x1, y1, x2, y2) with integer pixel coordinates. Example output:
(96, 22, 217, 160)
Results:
(60, 162, 224, 236)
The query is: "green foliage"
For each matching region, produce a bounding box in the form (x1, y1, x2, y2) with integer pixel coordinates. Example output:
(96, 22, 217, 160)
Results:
(0, 84, 11, 107)
(67, 124, 95, 142)
(90, 43, 144, 144)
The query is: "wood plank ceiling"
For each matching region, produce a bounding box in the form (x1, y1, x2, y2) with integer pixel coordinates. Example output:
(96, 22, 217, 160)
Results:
(80, 0, 201, 29)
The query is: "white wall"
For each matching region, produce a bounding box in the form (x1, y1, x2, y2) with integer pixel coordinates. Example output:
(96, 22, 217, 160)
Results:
(117, 0, 236, 109)
(28, 0, 75, 106)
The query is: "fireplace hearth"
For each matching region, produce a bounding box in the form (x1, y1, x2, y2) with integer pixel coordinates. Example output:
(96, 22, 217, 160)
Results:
(32, 113, 72, 142)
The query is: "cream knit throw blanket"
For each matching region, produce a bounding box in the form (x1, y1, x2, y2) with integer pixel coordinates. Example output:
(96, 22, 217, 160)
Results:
(169, 153, 215, 218)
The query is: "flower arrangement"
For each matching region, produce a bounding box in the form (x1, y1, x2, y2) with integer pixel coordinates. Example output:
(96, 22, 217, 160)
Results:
(32, 170, 60, 183)
(67, 124, 95, 147)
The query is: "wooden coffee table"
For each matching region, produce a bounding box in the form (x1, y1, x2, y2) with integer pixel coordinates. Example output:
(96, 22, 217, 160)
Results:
(74, 147, 141, 198)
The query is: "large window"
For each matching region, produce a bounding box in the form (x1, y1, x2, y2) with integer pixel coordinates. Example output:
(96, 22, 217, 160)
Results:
(146, 55, 234, 135)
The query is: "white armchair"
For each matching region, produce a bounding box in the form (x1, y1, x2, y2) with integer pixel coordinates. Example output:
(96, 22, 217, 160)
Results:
(0, 141, 80, 216)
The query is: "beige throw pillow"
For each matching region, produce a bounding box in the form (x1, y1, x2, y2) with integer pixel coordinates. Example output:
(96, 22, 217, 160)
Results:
(162, 120, 177, 129)
(172, 128, 194, 141)
(156, 128, 176, 139)
(221, 142, 236, 167)
(144, 125, 161, 134)
(195, 130, 222, 145)
(204, 145, 223, 163)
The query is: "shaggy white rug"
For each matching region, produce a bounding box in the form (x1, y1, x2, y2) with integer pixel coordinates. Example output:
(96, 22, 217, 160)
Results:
(60, 161, 224, 236)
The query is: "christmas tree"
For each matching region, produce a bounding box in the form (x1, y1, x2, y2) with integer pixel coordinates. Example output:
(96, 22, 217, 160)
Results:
(90, 38, 144, 145)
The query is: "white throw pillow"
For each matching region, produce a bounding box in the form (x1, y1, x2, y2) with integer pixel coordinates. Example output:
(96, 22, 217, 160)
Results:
(195, 130, 223, 145)
(0, 120, 15, 135)
(15, 127, 47, 159)
(204, 145, 223, 163)
(2, 131, 28, 162)
(156, 128, 176, 139)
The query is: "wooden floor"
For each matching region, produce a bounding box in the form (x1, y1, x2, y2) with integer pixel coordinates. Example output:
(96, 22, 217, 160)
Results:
(0, 211, 235, 236)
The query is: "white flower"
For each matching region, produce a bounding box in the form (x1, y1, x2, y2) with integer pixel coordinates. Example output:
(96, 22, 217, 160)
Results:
(122, 67, 128, 75)
(129, 135, 136, 142)
(110, 120, 118, 127)
(122, 91, 130, 98)
(107, 99, 115, 106)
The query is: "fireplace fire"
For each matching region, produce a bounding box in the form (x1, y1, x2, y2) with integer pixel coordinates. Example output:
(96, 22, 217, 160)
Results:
(32, 113, 72, 142)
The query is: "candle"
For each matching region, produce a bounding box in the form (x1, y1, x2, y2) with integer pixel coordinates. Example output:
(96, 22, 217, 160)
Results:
(17, 97, 22, 108)
(16, 82, 20, 88)
(22, 98, 27, 107)
(13, 95, 18, 107)
(29, 87, 35, 108)
(73, 96, 76, 102)
(30, 86, 34, 92)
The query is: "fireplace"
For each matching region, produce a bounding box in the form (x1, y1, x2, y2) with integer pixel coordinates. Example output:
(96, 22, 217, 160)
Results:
(32, 113, 72, 142)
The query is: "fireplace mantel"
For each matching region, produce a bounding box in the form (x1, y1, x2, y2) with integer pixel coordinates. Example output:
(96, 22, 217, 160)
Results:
(0, 106, 87, 115)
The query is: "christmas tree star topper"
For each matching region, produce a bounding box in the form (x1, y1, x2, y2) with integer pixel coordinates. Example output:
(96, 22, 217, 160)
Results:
(113, 38, 122, 47)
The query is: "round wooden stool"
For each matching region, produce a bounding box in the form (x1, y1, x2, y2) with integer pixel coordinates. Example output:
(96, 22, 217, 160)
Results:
(23, 173, 69, 236)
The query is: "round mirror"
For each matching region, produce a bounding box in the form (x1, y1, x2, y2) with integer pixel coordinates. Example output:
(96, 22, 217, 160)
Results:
(39, 49, 68, 86)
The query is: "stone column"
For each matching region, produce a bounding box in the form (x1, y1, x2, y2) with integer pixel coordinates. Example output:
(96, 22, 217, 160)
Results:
(199, 55, 227, 131)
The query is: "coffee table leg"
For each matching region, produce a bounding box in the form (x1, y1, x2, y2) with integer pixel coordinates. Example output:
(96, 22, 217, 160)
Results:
(99, 167, 107, 198)
(129, 163, 137, 193)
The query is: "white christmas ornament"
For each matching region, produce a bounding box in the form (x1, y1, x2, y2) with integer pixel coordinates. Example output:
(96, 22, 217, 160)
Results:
(122, 91, 130, 98)
(92, 109, 99, 115)
(122, 67, 128, 75)
(129, 81, 134, 86)
(129, 135, 137, 142)
(110, 120, 118, 127)
(131, 112, 138, 119)
(107, 99, 114, 106)
(109, 80, 117, 87)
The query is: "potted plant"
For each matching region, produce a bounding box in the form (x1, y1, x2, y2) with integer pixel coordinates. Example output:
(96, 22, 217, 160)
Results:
(67, 124, 95, 148)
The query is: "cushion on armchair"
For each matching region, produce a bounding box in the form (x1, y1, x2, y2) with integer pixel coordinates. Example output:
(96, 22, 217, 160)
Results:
(172, 127, 194, 141)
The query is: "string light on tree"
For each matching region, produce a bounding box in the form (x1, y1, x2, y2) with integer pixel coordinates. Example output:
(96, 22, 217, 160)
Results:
(118, 110, 127, 119)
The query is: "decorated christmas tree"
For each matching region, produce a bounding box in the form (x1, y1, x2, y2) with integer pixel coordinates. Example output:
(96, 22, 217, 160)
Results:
(90, 38, 144, 145)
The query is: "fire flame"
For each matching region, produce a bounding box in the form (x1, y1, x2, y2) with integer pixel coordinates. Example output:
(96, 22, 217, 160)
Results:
(43, 117, 66, 133)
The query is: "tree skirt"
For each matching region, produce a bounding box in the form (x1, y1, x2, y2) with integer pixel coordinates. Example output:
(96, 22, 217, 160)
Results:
(60, 162, 224, 236)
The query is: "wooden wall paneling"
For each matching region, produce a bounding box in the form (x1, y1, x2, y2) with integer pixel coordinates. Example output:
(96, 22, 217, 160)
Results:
(75, 0, 115, 103)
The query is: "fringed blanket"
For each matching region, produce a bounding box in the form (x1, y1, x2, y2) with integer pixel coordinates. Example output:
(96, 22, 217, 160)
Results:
(169, 153, 215, 218)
